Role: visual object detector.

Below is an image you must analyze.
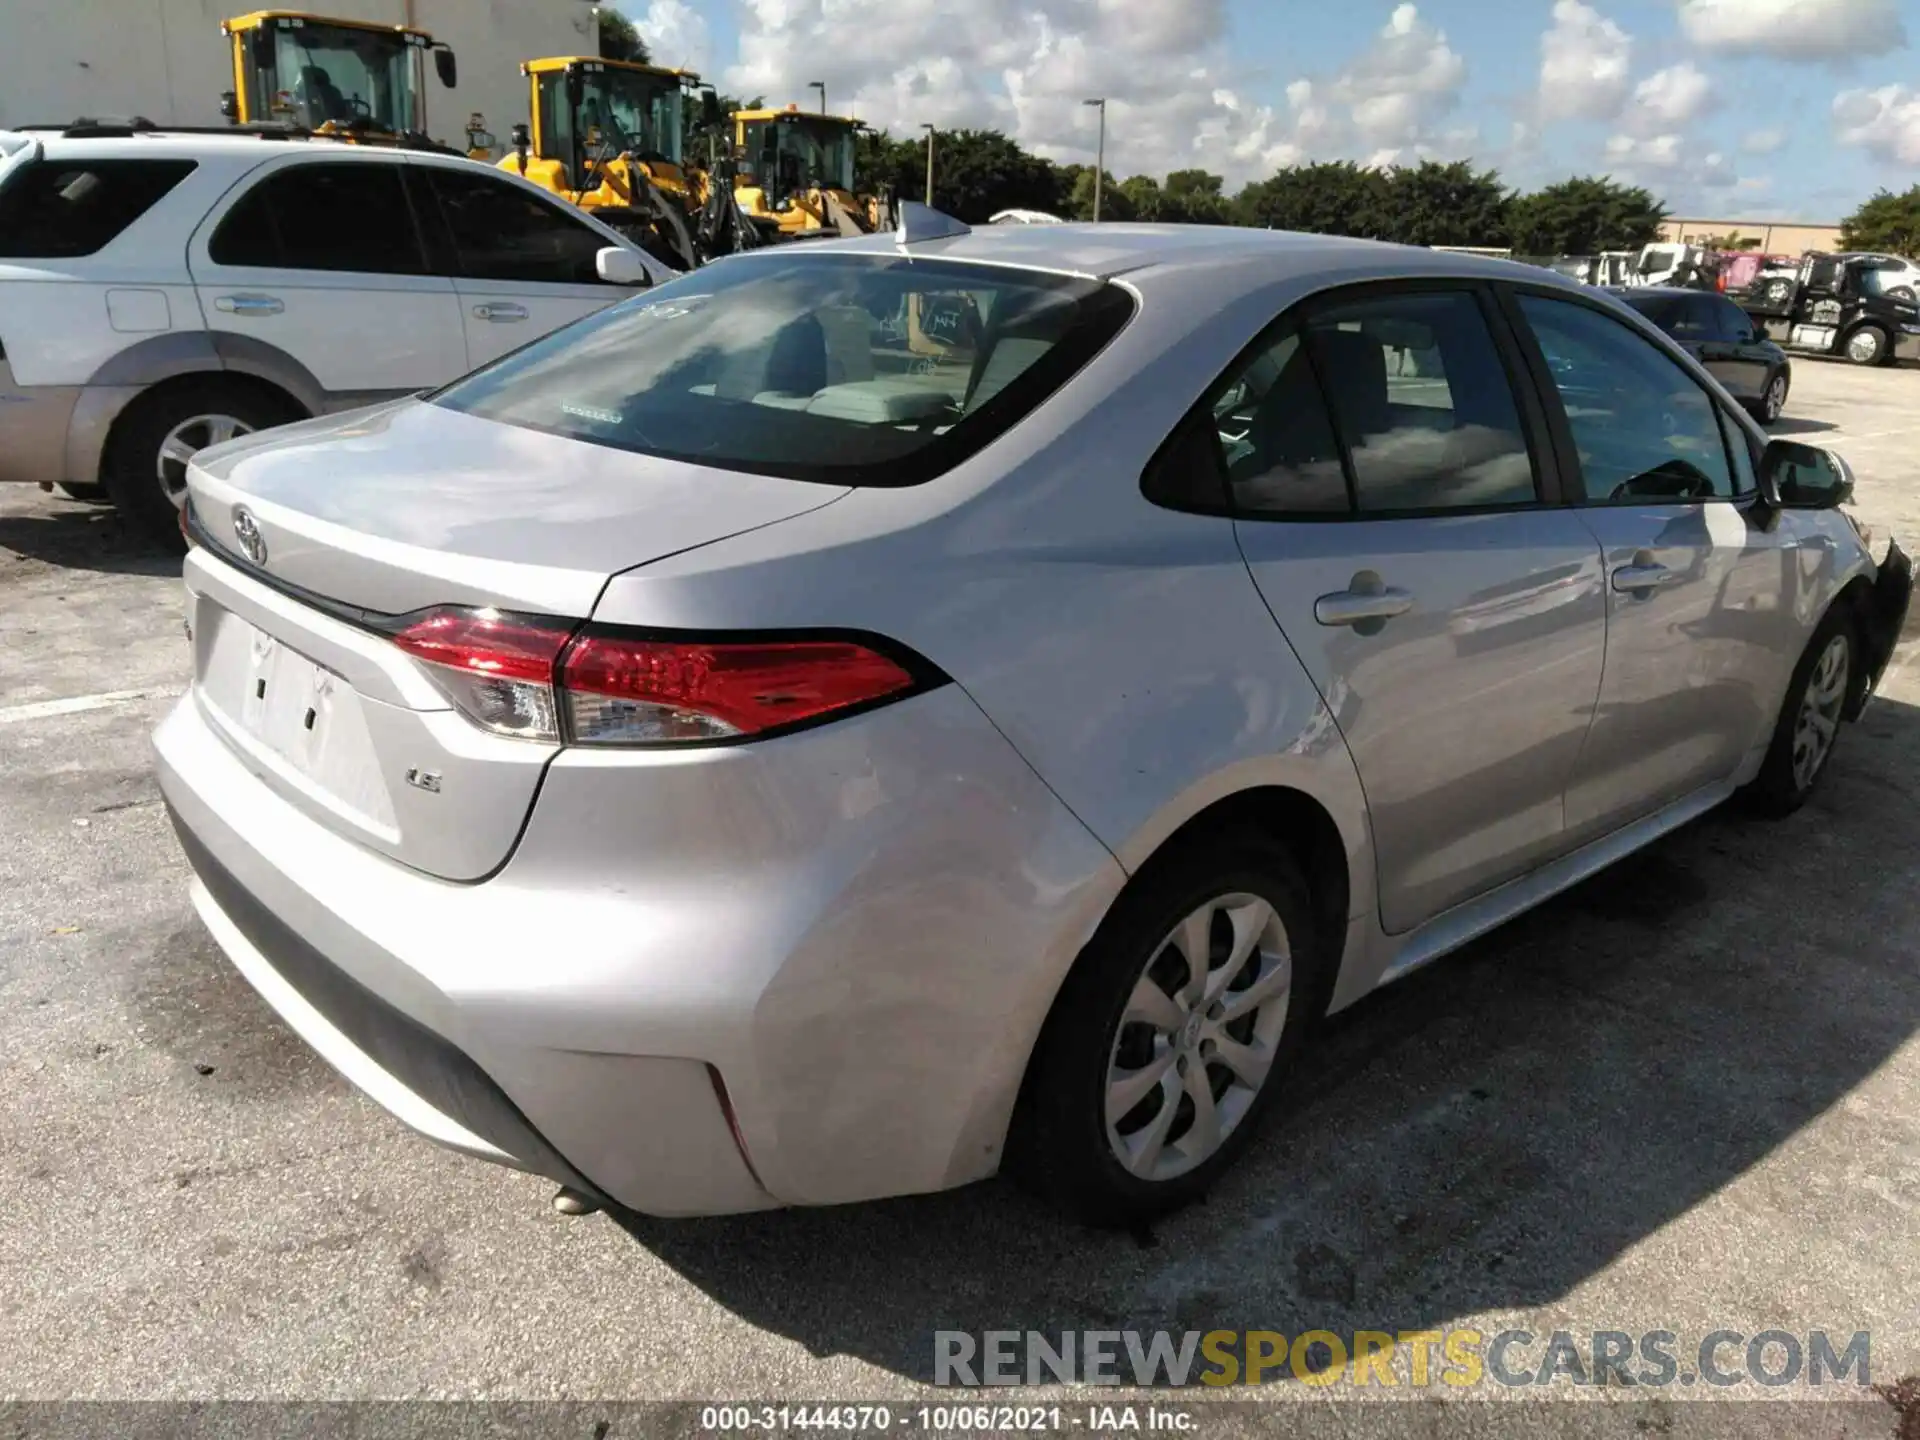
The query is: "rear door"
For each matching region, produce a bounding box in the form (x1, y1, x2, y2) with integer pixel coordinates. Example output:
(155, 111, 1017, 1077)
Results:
(1689, 292, 1769, 401)
(1507, 289, 1802, 844)
(188, 156, 466, 402)
(410, 163, 640, 369)
(1226, 284, 1608, 935)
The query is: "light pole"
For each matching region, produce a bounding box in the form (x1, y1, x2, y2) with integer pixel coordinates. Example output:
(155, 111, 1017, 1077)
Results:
(809, 81, 826, 116)
(919, 123, 935, 206)
(1082, 97, 1106, 221)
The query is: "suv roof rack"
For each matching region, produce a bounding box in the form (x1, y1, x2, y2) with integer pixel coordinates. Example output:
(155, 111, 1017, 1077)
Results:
(17, 117, 316, 141)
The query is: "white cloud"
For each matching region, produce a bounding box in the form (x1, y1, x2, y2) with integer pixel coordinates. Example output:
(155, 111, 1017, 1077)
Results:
(1833, 84, 1920, 164)
(1741, 127, 1786, 154)
(1676, 0, 1907, 59)
(1604, 132, 1737, 191)
(629, 0, 712, 76)
(1627, 62, 1713, 130)
(1538, 0, 1633, 123)
(724, 0, 1470, 185)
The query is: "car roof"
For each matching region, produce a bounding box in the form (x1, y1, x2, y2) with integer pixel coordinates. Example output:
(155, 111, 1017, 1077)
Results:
(4, 130, 434, 164)
(738, 222, 1587, 289)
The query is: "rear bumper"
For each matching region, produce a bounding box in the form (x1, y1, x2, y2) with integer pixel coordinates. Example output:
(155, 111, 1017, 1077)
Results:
(1857, 538, 1913, 710)
(0, 364, 79, 486)
(154, 677, 1125, 1215)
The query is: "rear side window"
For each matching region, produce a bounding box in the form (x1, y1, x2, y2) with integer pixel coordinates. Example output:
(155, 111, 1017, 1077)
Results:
(432, 254, 1135, 487)
(0, 159, 195, 258)
(208, 162, 427, 275)
(1304, 291, 1538, 513)
(1145, 288, 1539, 518)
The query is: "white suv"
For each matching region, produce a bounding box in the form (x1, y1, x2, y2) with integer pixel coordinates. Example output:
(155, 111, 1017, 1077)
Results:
(0, 123, 662, 542)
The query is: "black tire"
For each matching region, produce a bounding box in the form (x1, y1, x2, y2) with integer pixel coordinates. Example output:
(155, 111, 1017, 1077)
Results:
(1009, 830, 1325, 1227)
(102, 380, 295, 549)
(1748, 368, 1789, 426)
(1844, 324, 1891, 368)
(1744, 607, 1858, 818)
(53, 482, 109, 503)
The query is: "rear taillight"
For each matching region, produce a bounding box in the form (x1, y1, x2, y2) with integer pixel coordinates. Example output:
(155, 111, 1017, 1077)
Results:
(390, 608, 932, 747)
(562, 634, 919, 744)
(391, 609, 572, 741)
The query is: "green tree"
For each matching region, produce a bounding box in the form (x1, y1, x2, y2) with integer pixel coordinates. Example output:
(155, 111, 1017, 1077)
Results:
(1162, 169, 1230, 224)
(1116, 174, 1164, 220)
(596, 8, 652, 64)
(862, 129, 1064, 222)
(1838, 186, 1920, 256)
(1376, 160, 1510, 247)
(1505, 175, 1668, 256)
(1232, 161, 1391, 238)
(1067, 168, 1132, 221)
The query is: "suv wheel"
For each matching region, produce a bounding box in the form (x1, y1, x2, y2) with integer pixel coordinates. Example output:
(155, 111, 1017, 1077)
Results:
(1844, 325, 1890, 367)
(1754, 370, 1789, 425)
(1011, 831, 1322, 1226)
(1745, 608, 1856, 817)
(104, 382, 291, 548)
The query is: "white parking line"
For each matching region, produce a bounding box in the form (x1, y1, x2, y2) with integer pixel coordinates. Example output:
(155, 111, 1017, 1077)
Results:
(0, 687, 183, 725)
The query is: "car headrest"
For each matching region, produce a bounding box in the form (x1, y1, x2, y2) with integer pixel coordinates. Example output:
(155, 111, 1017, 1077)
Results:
(1312, 327, 1390, 439)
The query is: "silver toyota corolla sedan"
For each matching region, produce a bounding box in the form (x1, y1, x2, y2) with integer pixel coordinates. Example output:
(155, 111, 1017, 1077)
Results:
(156, 214, 1912, 1227)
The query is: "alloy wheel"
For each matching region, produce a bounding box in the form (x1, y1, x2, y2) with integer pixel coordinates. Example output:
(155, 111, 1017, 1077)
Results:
(1847, 330, 1883, 365)
(1104, 892, 1291, 1183)
(1763, 374, 1787, 423)
(156, 413, 252, 509)
(1791, 633, 1850, 791)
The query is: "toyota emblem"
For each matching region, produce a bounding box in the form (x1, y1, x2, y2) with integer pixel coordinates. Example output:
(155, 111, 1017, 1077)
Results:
(232, 506, 267, 567)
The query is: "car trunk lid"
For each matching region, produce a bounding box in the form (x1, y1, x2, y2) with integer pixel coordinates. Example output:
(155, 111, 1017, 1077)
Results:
(182, 399, 848, 880)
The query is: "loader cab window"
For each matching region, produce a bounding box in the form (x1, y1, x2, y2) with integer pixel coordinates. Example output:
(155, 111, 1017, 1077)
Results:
(743, 117, 857, 194)
(539, 67, 684, 180)
(244, 21, 420, 134)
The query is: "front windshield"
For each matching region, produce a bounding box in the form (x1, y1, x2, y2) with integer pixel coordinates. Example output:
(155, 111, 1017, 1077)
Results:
(262, 24, 418, 134)
(432, 254, 1134, 488)
(577, 68, 683, 161)
(746, 117, 858, 193)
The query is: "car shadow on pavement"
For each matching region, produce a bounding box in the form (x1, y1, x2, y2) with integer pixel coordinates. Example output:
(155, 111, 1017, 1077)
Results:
(0, 497, 183, 578)
(615, 684, 1920, 1383)
(1768, 416, 1839, 437)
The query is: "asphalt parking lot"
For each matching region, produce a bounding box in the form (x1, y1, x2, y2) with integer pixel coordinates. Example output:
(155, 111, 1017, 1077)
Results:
(3, 359, 1919, 1428)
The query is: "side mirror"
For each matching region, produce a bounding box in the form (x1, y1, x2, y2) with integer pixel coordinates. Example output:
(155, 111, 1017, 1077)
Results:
(701, 88, 721, 127)
(434, 46, 457, 89)
(595, 246, 651, 286)
(219, 90, 238, 122)
(1759, 439, 1854, 509)
(510, 122, 531, 149)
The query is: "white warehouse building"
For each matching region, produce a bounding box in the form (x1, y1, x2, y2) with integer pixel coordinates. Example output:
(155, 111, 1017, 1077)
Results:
(0, 0, 603, 153)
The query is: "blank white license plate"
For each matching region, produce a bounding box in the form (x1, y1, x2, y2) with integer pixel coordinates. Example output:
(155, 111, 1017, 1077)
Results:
(197, 606, 396, 829)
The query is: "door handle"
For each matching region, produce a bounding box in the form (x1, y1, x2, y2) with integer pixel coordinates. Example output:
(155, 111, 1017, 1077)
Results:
(214, 294, 283, 316)
(1314, 571, 1415, 630)
(472, 303, 529, 322)
(1611, 552, 1677, 596)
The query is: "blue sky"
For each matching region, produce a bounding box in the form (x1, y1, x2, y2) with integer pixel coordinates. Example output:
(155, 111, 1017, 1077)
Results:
(615, 0, 1920, 220)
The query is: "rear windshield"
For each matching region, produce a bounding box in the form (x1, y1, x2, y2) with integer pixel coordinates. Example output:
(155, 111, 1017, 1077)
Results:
(0, 159, 196, 258)
(432, 253, 1135, 487)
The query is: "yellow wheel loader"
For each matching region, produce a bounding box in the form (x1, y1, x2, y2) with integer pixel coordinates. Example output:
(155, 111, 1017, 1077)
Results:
(219, 11, 470, 151)
(501, 56, 721, 271)
(732, 105, 892, 239)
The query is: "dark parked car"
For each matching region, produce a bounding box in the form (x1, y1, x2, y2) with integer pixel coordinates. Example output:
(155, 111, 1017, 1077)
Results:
(1610, 286, 1791, 424)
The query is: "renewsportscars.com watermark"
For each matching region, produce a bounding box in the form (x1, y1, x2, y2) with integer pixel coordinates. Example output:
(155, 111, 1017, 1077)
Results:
(934, 1328, 1873, 1390)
